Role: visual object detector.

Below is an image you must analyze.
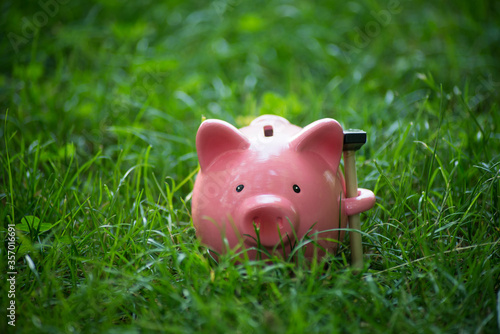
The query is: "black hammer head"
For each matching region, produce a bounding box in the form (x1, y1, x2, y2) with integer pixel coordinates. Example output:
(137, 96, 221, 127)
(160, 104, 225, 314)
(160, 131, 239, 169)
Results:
(343, 130, 367, 151)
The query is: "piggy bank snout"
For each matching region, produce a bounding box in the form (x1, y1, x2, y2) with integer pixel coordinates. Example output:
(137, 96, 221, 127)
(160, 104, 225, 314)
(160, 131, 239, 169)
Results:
(239, 196, 299, 247)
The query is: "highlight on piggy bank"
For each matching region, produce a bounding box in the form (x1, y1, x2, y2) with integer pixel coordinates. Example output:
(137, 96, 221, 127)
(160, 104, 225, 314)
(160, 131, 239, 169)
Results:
(191, 115, 375, 260)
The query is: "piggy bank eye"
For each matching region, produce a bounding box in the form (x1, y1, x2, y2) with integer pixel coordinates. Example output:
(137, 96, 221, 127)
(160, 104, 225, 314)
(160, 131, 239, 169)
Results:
(293, 184, 301, 193)
(236, 184, 244, 192)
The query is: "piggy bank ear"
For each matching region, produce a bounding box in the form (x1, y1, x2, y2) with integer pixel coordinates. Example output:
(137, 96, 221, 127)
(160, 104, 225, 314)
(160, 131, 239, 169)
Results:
(289, 119, 343, 172)
(196, 119, 250, 171)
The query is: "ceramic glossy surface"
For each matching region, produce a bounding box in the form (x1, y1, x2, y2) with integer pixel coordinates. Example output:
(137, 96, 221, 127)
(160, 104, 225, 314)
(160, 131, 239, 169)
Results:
(192, 115, 375, 259)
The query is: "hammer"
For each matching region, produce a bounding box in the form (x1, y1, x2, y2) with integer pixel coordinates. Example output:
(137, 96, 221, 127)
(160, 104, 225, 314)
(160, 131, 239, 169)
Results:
(343, 130, 367, 270)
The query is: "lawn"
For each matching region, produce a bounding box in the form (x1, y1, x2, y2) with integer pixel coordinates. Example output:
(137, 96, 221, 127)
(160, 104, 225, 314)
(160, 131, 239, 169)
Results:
(1, 0, 499, 333)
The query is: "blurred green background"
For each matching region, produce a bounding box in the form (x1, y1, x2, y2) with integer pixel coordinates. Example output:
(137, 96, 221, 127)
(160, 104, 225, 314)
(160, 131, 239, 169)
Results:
(2, 0, 498, 178)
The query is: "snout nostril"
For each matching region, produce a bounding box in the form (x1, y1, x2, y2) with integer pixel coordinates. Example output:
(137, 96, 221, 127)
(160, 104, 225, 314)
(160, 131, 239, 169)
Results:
(252, 216, 261, 228)
(250, 216, 289, 229)
(276, 217, 284, 229)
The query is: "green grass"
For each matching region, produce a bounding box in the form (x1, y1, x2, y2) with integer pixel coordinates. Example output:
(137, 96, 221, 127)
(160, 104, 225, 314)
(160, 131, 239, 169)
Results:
(1, 0, 499, 333)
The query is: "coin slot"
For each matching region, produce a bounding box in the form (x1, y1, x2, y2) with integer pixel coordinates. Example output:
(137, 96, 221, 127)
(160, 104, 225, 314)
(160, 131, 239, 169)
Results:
(264, 125, 273, 137)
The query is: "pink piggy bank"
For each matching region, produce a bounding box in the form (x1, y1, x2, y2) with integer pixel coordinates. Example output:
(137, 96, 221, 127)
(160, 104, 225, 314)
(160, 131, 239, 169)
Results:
(192, 115, 375, 260)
